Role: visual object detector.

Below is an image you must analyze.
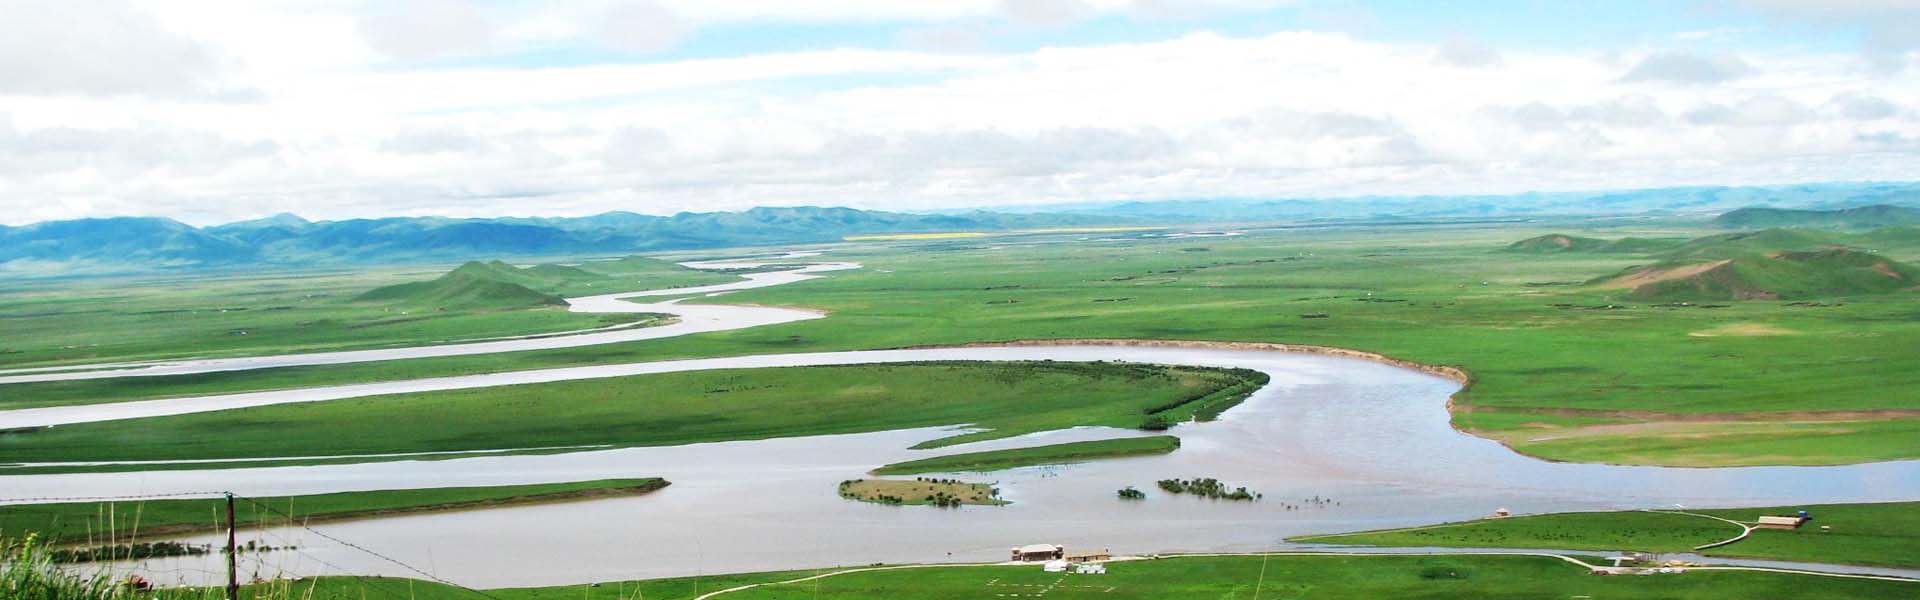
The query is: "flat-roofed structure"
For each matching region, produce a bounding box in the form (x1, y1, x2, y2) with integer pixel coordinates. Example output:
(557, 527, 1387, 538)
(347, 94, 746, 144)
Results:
(1756, 516, 1806, 529)
(1012, 544, 1064, 562)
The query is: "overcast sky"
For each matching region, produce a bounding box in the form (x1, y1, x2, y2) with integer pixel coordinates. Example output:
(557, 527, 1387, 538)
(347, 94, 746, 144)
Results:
(1, 0, 1916, 225)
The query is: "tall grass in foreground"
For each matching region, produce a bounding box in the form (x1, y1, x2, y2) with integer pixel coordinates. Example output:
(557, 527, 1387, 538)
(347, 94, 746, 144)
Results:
(4, 535, 143, 600)
(2, 535, 312, 600)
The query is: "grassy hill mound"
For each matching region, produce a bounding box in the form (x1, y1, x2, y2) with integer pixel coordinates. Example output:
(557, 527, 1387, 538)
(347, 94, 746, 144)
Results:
(1505, 234, 1682, 254)
(1660, 228, 1841, 260)
(355, 261, 567, 310)
(1506, 234, 1607, 253)
(1716, 204, 1920, 229)
(1596, 248, 1920, 301)
(357, 255, 738, 308)
(1854, 225, 1920, 249)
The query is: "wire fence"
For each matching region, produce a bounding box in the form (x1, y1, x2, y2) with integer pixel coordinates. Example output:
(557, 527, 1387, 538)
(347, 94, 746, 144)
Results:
(4, 490, 507, 600)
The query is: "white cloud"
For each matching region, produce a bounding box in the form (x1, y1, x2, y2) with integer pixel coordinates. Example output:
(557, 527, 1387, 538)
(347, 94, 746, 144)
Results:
(1433, 36, 1501, 68)
(355, 0, 499, 61)
(1683, 95, 1815, 126)
(1733, 0, 1920, 73)
(0, 6, 1914, 225)
(1832, 91, 1899, 120)
(1620, 50, 1756, 84)
(996, 0, 1096, 28)
(0, 0, 249, 99)
(598, 3, 687, 54)
(897, 24, 991, 52)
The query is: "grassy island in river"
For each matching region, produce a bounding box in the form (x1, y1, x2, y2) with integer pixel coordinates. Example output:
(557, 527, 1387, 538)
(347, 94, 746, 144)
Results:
(0, 479, 669, 542)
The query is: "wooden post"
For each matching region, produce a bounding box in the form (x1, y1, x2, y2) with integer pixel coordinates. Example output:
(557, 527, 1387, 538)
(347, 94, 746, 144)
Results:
(226, 493, 238, 600)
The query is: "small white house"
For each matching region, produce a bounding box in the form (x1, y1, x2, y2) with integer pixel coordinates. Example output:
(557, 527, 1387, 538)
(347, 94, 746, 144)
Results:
(1043, 559, 1069, 572)
(1074, 563, 1107, 575)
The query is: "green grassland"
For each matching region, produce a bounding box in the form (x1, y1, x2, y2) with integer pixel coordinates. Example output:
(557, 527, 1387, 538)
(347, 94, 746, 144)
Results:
(698, 555, 1912, 600)
(0, 479, 668, 542)
(41, 567, 815, 600)
(207, 570, 829, 600)
(0, 363, 1252, 469)
(0, 255, 730, 369)
(5, 221, 1919, 466)
(30, 554, 1920, 600)
(1294, 501, 1920, 569)
(872, 436, 1181, 475)
(1506, 233, 1685, 254)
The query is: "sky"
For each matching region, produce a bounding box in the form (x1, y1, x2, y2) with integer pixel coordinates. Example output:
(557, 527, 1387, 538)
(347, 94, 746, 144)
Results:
(0, 0, 1916, 225)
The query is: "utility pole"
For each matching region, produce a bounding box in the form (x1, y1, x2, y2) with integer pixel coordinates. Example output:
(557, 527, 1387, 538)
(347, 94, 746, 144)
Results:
(225, 493, 239, 600)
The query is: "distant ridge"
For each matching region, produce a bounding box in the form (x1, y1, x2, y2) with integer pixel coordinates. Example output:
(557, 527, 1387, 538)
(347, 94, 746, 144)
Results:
(1715, 204, 1920, 229)
(0, 206, 1121, 275)
(1505, 234, 1682, 254)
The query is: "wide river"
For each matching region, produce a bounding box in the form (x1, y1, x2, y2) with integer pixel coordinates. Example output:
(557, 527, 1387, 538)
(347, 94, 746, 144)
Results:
(1, 254, 1915, 588)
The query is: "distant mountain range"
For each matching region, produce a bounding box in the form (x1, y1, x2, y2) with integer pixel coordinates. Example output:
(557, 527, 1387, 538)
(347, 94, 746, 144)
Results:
(5, 182, 1917, 276)
(0, 207, 1122, 276)
(1007, 182, 1920, 221)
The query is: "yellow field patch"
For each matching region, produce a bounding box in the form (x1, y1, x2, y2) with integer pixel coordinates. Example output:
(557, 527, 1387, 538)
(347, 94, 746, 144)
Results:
(844, 232, 992, 241)
(845, 226, 1162, 241)
(1688, 323, 1796, 337)
(1015, 226, 1162, 234)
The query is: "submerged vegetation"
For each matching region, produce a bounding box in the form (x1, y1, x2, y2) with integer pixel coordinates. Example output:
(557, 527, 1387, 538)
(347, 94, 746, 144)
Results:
(1155, 477, 1260, 501)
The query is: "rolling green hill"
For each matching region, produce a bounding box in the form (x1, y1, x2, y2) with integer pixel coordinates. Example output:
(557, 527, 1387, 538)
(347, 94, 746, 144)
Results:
(1505, 234, 1607, 253)
(1505, 234, 1682, 254)
(355, 255, 737, 309)
(1597, 247, 1920, 301)
(1716, 204, 1920, 229)
(354, 262, 567, 310)
(1660, 228, 1842, 260)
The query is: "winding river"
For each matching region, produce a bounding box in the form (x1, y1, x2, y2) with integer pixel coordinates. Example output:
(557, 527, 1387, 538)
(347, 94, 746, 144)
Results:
(1, 253, 1915, 588)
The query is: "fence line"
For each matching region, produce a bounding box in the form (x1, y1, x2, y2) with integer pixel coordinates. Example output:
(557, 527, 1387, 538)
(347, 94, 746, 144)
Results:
(235, 495, 505, 600)
(0, 491, 231, 504)
(2, 490, 509, 600)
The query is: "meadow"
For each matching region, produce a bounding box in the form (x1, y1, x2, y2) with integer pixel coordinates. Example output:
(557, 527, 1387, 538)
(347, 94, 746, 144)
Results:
(710, 555, 1915, 599)
(0, 255, 730, 370)
(4, 219, 1918, 467)
(1295, 501, 1920, 569)
(871, 436, 1181, 475)
(0, 363, 1251, 468)
(20, 554, 1912, 600)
